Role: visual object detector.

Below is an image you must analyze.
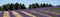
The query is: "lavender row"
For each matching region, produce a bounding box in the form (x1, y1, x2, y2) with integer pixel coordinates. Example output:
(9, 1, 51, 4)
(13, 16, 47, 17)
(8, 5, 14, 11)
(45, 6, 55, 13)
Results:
(8, 10, 16, 17)
(15, 10, 31, 17)
(42, 12, 60, 17)
(23, 10, 50, 17)
(0, 10, 4, 17)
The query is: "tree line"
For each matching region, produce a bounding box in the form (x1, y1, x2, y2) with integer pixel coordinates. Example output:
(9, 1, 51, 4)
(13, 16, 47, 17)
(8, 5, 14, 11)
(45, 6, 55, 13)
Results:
(0, 3, 53, 11)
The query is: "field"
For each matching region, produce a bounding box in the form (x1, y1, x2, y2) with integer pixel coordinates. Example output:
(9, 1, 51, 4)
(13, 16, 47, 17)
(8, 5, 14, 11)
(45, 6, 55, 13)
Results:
(0, 7, 60, 17)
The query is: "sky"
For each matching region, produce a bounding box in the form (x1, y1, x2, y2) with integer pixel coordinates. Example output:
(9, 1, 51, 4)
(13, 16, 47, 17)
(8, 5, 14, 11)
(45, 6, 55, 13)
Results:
(0, 0, 60, 8)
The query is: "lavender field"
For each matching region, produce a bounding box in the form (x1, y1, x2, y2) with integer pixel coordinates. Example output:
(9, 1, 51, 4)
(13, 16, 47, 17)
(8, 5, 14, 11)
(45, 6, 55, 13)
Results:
(0, 7, 60, 17)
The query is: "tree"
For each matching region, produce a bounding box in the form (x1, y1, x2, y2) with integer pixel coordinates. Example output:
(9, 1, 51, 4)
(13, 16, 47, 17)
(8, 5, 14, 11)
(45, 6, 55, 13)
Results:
(18, 3, 21, 9)
(2, 5, 4, 10)
(29, 3, 40, 9)
(35, 3, 40, 8)
(29, 4, 32, 9)
(40, 3, 52, 8)
(1, 3, 14, 11)
(45, 4, 49, 7)
(45, 4, 51, 7)
(2, 4, 8, 11)
(14, 3, 19, 10)
(20, 4, 26, 9)
(29, 4, 36, 9)
(48, 4, 52, 7)
(6, 4, 10, 10)
(8, 3, 14, 10)
(19, 3, 26, 9)
(40, 4, 43, 7)
(42, 3, 46, 7)
(0, 6, 1, 11)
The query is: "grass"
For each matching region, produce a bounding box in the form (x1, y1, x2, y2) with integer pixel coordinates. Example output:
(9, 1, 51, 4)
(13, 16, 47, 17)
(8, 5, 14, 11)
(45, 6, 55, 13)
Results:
(54, 8, 60, 10)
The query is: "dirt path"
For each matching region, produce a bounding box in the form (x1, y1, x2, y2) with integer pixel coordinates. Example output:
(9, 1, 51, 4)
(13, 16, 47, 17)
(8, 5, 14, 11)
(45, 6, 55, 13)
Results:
(12, 11, 23, 17)
(3, 11, 10, 17)
(21, 10, 37, 17)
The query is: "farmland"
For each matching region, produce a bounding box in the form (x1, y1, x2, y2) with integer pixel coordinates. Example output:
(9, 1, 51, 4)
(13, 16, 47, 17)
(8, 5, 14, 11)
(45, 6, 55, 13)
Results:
(0, 7, 60, 17)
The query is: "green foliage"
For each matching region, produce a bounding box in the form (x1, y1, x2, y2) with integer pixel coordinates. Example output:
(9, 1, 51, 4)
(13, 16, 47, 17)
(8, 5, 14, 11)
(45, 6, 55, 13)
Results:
(48, 4, 52, 7)
(29, 3, 40, 9)
(1, 3, 27, 11)
(2, 4, 8, 11)
(29, 3, 52, 9)
(0, 3, 53, 11)
(14, 3, 19, 10)
(35, 3, 40, 8)
(0, 6, 1, 11)
(8, 3, 14, 10)
(20, 4, 26, 9)
(40, 3, 46, 7)
(40, 3, 52, 8)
